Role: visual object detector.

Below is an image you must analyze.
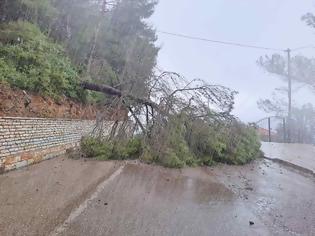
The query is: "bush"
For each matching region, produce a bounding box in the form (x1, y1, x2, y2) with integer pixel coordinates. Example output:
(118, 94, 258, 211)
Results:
(147, 114, 198, 168)
(81, 137, 114, 160)
(0, 21, 87, 102)
(80, 137, 143, 161)
(151, 113, 261, 168)
(226, 123, 262, 164)
(161, 149, 186, 168)
(186, 119, 261, 166)
(140, 146, 156, 163)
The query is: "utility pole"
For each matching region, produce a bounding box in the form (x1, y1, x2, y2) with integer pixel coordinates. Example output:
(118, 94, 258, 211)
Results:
(283, 117, 286, 143)
(268, 117, 271, 142)
(286, 48, 292, 143)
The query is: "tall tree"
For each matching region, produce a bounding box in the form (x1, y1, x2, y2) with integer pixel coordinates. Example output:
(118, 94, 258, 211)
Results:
(0, 0, 56, 30)
(2, 0, 157, 106)
(1, 0, 159, 101)
(258, 54, 315, 91)
(48, 0, 159, 98)
(257, 53, 315, 143)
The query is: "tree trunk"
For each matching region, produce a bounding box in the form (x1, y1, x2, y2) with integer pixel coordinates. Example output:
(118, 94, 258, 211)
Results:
(80, 82, 158, 109)
(87, 20, 101, 74)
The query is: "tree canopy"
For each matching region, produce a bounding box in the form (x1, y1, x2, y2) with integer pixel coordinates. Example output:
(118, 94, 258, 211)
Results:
(0, 0, 159, 102)
(258, 54, 315, 91)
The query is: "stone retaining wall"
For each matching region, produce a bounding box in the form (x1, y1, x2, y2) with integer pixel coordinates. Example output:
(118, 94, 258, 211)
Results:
(0, 117, 97, 173)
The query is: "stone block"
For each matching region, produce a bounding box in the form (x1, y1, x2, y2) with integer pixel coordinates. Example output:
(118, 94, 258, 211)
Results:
(27, 159, 35, 165)
(21, 152, 33, 161)
(4, 156, 20, 165)
(5, 164, 16, 171)
(16, 160, 28, 169)
(32, 155, 43, 164)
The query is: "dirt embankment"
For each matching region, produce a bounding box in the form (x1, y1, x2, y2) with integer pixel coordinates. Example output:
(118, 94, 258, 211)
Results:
(0, 84, 98, 119)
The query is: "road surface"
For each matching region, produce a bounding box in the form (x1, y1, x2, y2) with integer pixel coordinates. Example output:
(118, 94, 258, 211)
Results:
(0, 157, 314, 236)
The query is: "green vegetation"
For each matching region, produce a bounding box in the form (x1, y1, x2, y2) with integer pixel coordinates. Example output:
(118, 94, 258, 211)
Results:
(80, 116, 261, 168)
(81, 136, 142, 161)
(0, 21, 87, 101)
(149, 114, 261, 168)
(0, 0, 159, 103)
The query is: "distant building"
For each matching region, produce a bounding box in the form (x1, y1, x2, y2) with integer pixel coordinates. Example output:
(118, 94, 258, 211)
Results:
(257, 128, 277, 142)
(257, 128, 269, 136)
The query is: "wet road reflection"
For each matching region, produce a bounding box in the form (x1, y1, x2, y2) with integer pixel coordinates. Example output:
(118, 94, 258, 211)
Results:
(60, 160, 315, 236)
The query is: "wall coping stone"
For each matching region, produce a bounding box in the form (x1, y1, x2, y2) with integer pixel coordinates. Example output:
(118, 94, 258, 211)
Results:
(0, 117, 95, 121)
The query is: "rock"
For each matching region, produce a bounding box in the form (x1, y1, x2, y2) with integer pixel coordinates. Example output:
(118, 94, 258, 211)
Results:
(249, 221, 255, 226)
(245, 187, 254, 191)
(66, 148, 82, 160)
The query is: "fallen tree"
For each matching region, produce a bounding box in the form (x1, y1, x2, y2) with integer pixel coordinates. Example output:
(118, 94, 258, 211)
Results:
(79, 72, 261, 168)
(80, 72, 236, 133)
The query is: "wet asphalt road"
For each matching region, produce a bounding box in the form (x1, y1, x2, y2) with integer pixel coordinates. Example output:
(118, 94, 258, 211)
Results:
(54, 159, 315, 236)
(261, 142, 315, 175)
(0, 158, 121, 236)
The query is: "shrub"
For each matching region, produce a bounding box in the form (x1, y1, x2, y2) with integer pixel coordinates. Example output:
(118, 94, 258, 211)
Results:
(148, 114, 198, 168)
(111, 138, 143, 160)
(227, 123, 262, 164)
(81, 137, 114, 160)
(152, 113, 261, 167)
(0, 21, 88, 102)
(161, 149, 186, 168)
(189, 116, 261, 166)
(80, 137, 143, 161)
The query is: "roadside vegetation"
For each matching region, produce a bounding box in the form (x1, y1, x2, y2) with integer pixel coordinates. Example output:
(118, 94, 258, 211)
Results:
(0, 0, 159, 104)
(0, 21, 87, 102)
(80, 115, 261, 168)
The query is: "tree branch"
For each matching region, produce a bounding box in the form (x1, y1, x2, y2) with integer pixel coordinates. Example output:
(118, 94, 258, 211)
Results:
(80, 81, 159, 110)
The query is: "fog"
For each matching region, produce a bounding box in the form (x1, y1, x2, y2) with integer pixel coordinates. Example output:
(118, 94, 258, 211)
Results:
(150, 0, 315, 122)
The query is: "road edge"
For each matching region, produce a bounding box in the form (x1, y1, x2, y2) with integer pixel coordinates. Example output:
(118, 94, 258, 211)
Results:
(49, 164, 125, 236)
(263, 156, 315, 178)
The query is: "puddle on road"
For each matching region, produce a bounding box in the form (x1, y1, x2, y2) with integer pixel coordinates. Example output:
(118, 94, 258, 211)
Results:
(121, 164, 234, 205)
(167, 175, 234, 205)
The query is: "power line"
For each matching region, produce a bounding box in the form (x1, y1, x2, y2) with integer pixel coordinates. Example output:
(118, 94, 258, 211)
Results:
(291, 45, 315, 51)
(157, 30, 285, 52)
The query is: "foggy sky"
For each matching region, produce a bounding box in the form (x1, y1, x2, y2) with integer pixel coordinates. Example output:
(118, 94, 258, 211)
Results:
(150, 0, 315, 122)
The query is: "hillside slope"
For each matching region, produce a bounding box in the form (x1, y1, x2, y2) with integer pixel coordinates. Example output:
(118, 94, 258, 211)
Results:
(0, 84, 97, 119)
